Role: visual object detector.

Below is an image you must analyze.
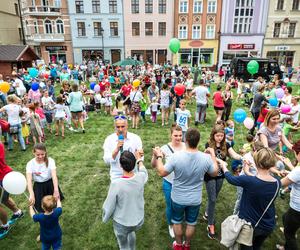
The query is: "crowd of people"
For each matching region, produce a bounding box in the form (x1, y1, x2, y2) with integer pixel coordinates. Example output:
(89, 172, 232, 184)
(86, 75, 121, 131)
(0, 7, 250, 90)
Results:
(0, 60, 299, 250)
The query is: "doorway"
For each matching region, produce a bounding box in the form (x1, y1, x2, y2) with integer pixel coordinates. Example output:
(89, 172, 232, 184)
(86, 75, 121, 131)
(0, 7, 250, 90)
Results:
(111, 49, 121, 64)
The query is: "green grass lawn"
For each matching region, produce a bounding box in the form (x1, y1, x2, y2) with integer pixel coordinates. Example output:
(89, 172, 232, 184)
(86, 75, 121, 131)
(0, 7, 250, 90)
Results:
(2, 83, 300, 250)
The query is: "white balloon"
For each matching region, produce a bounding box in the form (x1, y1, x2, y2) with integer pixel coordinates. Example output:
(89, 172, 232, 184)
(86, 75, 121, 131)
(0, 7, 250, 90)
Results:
(3, 171, 27, 195)
(284, 78, 289, 83)
(243, 117, 254, 130)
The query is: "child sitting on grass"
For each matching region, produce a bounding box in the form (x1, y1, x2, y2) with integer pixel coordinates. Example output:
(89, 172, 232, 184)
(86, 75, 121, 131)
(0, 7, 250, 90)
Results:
(30, 195, 62, 250)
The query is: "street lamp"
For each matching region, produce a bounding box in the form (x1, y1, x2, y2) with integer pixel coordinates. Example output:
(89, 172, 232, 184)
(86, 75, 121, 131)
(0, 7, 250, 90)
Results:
(100, 27, 104, 61)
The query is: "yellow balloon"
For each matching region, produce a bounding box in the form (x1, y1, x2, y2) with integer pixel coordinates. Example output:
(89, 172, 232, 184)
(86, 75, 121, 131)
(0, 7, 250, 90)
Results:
(132, 79, 140, 88)
(0, 82, 10, 93)
(68, 64, 73, 70)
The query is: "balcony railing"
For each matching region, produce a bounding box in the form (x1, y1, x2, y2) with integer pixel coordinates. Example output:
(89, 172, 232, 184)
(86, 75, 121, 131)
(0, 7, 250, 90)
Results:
(23, 6, 61, 16)
(26, 33, 64, 42)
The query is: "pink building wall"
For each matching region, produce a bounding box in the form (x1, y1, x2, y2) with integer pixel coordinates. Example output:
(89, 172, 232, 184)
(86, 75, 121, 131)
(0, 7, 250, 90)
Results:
(123, 0, 174, 64)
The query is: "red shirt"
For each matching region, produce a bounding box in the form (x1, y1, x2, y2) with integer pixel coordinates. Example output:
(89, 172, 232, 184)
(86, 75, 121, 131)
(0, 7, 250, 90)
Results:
(213, 91, 224, 108)
(257, 108, 269, 123)
(36, 108, 46, 119)
(0, 143, 12, 181)
(121, 84, 132, 97)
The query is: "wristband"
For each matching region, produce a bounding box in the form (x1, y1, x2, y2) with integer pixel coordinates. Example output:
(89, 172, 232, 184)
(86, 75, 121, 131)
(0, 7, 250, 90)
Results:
(156, 156, 163, 160)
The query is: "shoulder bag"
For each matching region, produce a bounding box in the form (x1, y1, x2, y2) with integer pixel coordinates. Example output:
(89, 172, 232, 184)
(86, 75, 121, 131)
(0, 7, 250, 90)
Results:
(221, 179, 279, 248)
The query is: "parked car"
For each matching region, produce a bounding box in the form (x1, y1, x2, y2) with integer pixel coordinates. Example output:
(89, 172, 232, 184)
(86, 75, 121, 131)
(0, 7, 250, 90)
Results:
(230, 57, 282, 82)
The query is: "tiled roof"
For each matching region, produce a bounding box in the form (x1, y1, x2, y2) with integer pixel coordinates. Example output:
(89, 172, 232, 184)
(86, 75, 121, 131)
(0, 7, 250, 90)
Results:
(0, 45, 38, 61)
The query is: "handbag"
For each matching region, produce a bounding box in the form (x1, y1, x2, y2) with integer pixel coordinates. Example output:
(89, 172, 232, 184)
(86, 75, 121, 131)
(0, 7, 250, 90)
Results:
(9, 125, 19, 134)
(221, 179, 279, 248)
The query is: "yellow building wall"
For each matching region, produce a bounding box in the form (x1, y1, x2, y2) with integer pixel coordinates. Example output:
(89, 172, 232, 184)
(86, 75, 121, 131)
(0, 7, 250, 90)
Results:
(172, 40, 219, 68)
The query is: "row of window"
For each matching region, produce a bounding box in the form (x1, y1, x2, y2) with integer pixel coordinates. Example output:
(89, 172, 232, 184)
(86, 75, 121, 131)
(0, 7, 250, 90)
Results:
(131, 0, 166, 14)
(179, 0, 217, 13)
(132, 22, 166, 36)
(273, 22, 296, 38)
(74, 0, 218, 14)
(77, 21, 118, 37)
(28, 19, 64, 34)
(178, 25, 215, 39)
(75, 0, 117, 13)
(233, 0, 254, 34)
(276, 0, 299, 10)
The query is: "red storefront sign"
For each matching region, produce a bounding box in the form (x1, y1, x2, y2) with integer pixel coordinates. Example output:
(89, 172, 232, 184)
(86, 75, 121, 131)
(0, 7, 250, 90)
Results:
(228, 44, 255, 50)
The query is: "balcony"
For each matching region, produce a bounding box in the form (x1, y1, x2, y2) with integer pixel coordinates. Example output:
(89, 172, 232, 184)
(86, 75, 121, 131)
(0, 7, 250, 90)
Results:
(26, 34, 65, 43)
(22, 6, 61, 16)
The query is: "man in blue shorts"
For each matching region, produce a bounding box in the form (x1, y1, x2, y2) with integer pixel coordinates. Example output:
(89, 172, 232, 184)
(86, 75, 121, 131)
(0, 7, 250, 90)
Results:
(153, 128, 218, 250)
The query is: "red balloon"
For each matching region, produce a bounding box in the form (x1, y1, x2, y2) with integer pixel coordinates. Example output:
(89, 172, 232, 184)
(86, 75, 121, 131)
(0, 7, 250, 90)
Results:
(44, 73, 49, 79)
(174, 84, 185, 96)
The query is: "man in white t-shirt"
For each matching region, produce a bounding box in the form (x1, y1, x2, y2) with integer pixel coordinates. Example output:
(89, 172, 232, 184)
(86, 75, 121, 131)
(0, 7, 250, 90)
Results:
(289, 97, 300, 125)
(192, 79, 210, 125)
(11, 73, 26, 97)
(175, 99, 191, 141)
(103, 116, 143, 180)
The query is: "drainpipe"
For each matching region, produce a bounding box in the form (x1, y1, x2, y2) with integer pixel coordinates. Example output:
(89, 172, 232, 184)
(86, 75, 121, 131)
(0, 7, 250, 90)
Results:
(121, 0, 126, 59)
(18, 0, 26, 45)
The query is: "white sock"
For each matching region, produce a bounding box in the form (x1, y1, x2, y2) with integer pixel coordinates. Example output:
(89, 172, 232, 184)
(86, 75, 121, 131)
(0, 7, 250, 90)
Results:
(1, 223, 9, 228)
(14, 209, 21, 215)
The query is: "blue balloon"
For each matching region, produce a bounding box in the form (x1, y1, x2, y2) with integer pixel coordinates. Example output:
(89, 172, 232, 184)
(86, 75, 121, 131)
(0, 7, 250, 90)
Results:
(269, 98, 278, 107)
(29, 68, 38, 78)
(31, 82, 39, 91)
(90, 82, 96, 90)
(233, 108, 247, 123)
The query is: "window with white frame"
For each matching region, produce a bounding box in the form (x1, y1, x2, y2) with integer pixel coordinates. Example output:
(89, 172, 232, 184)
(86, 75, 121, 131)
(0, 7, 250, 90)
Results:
(207, 0, 217, 13)
(179, 0, 188, 13)
(178, 25, 187, 39)
(44, 19, 52, 34)
(158, 0, 166, 13)
(206, 24, 215, 39)
(33, 20, 38, 33)
(77, 22, 86, 36)
(192, 25, 201, 39)
(110, 22, 118, 36)
(92, 0, 100, 13)
(194, 0, 202, 13)
(56, 20, 64, 33)
(131, 0, 139, 13)
(93, 22, 102, 36)
(233, 0, 253, 33)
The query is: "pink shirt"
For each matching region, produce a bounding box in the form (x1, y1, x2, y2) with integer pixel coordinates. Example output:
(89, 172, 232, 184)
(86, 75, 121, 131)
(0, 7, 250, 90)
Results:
(35, 108, 46, 119)
(28, 89, 42, 103)
(213, 91, 224, 108)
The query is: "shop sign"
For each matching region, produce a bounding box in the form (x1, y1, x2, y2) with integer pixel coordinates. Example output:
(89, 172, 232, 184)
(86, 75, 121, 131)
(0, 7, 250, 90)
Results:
(228, 44, 255, 50)
(189, 40, 204, 47)
(46, 46, 67, 51)
(275, 46, 290, 51)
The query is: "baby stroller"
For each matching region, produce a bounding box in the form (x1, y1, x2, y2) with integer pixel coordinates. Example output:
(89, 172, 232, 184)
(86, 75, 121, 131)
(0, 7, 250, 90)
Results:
(242, 85, 252, 107)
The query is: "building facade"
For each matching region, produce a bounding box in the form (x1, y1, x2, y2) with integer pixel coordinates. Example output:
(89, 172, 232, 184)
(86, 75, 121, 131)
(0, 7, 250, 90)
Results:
(219, 0, 269, 67)
(123, 0, 174, 64)
(68, 0, 124, 64)
(263, 0, 300, 67)
(0, 0, 24, 45)
(173, 0, 222, 69)
(21, 0, 73, 64)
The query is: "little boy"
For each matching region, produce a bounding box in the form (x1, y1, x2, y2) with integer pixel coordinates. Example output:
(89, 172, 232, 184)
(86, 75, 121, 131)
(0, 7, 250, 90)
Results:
(225, 120, 235, 147)
(30, 196, 62, 250)
(175, 99, 191, 141)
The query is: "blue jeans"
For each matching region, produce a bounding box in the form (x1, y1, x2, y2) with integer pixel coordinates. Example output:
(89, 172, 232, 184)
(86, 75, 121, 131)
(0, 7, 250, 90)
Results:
(0, 94, 7, 105)
(171, 200, 200, 225)
(162, 179, 172, 225)
(42, 239, 62, 250)
(8, 124, 25, 150)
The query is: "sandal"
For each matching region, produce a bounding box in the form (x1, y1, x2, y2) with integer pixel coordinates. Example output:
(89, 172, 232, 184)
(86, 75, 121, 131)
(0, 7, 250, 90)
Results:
(55, 133, 59, 136)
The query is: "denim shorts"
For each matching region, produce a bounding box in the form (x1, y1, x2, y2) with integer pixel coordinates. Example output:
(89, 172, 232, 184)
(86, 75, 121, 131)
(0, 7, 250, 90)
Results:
(171, 200, 200, 225)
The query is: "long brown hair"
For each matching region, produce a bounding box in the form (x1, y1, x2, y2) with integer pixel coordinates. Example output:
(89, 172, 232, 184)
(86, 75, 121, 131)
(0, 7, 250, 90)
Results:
(263, 109, 280, 127)
(33, 143, 49, 167)
(208, 125, 227, 159)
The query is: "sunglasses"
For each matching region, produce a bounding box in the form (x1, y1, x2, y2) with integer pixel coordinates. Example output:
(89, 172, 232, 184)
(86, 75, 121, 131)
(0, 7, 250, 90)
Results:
(114, 115, 127, 120)
(116, 126, 125, 128)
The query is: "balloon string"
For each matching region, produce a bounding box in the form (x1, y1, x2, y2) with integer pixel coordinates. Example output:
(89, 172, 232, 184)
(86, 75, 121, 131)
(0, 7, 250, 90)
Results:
(0, 186, 4, 204)
(23, 192, 38, 214)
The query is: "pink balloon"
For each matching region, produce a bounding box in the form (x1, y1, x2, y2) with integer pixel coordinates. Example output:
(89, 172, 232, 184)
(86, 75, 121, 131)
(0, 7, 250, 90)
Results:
(275, 88, 284, 99)
(281, 105, 291, 114)
(94, 84, 100, 93)
(243, 117, 254, 130)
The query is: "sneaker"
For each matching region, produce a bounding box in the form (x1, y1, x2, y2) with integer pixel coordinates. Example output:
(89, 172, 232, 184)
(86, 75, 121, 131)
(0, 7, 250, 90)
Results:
(0, 226, 10, 239)
(9, 211, 24, 225)
(182, 241, 190, 250)
(279, 188, 285, 199)
(82, 129, 85, 134)
(203, 213, 208, 221)
(207, 225, 216, 239)
(68, 127, 74, 131)
(172, 241, 183, 250)
(194, 121, 199, 126)
(168, 225, 175, 238)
